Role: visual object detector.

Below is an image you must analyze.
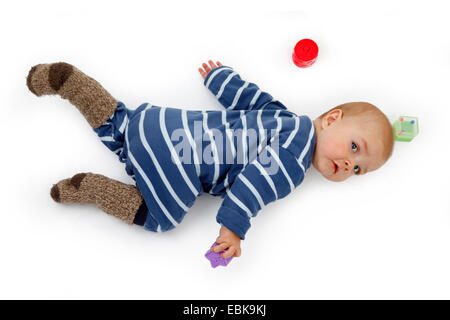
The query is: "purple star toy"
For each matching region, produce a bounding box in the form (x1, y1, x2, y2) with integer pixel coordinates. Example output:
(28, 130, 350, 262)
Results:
(205, 242, 233, 268)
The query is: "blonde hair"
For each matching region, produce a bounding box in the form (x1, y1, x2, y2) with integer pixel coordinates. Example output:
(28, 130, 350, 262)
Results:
(320, 102, 394, 161)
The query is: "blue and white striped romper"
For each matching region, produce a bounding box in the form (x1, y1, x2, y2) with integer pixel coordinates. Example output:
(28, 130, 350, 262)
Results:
(93, 66, 316, 240)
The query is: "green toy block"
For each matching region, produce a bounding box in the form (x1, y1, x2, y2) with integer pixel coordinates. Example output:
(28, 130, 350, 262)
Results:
(393, 116, 419, 142)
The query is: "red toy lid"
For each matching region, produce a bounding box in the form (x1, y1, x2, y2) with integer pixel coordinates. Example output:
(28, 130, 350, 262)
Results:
(292, 39, 319, 67)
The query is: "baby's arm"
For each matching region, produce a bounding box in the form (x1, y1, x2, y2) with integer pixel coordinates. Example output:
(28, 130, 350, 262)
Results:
(198, 60, 286, 111)
(212, 145, 306, 259)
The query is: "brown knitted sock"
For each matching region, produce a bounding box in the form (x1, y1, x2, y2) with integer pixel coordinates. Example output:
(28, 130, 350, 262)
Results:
(51, 173, 143, 225)
(26, 62, 118, 128)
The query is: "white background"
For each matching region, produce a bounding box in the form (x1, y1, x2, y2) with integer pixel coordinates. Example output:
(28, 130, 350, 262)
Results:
(1, 0, 449, 299)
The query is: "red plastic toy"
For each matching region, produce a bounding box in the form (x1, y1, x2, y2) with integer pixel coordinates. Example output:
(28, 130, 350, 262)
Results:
(292, 39, 319, 68)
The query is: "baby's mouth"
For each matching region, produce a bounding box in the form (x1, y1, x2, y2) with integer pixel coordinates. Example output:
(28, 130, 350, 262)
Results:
(333, 162, 339, 174)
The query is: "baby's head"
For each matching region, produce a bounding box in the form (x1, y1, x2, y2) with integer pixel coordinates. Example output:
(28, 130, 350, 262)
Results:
(312, 102, 394, 182)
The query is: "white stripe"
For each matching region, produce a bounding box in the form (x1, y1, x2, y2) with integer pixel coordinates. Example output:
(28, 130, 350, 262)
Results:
(253, 161, 278, 199)
(269, 110, 282, 144)
(125, 125, 179, 227)
(282, 116, 300, 148)
(211, 112, 236, 194)
(297, 158, 305, 173)
(249, 89, 261, 109)
(239, 175, 265, 209)
(156, 225, 162, 232)
(226, 189, 253, 218)
(259, 99, 275, 110)
(257, 109, 266, 153)
(267, 145, 294, 192)
(100, 136, 115, 142)
(112, 147, 123, 154)
(216, 71, 238, 100)
(222, 165, 236, 190)
(205, 67, 233, 88)
(222, 167, 236, 190)
(118, 113, 129, 134)
(160, 108, 200, 196)
(241, 110, 248, 166)
(224, 174, 230, 191)
(202, 111, 220, 188)
(297, 122, 315, 172)
(181, 110, 201, 177)
(222, 111, 236, 158)
(139, 108, 189, 211)
(229, 81, 249, 110)
(220, 111, 248, 190)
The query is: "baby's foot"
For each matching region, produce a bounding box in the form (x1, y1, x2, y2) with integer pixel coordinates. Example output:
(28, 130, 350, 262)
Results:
(50, 173, 94, 204)
(26, 62, 74, 97)
(26, 62, 117, 128)
(51, 173, 143, 224)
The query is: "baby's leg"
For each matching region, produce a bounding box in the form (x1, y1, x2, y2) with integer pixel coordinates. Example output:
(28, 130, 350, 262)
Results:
(51, 173, 143, 225)
(26, 62, 117, 128)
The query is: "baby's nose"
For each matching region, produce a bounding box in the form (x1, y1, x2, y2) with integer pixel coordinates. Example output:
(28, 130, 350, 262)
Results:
(344, 160, 352, 171)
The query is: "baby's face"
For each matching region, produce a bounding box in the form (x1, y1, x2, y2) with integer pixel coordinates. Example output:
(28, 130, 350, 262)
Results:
(312, 110, 387, 182)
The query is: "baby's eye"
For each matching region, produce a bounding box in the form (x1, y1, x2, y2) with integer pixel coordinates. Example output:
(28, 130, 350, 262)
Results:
(354, 165, 360, 174)
(351, 142, 358, 152)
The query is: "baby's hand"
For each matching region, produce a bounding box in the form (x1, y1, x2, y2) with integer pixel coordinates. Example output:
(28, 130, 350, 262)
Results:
(198, 60, 223, 79)
(212, 225, 242, 259)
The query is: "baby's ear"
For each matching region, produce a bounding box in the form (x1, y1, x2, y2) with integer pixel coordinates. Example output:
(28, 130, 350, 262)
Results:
(322, 108, 343, 127)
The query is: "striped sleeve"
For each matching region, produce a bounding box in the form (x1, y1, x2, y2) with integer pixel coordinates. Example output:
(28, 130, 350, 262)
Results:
(204, 66, 286, 111)
(216, 145, 306, 240)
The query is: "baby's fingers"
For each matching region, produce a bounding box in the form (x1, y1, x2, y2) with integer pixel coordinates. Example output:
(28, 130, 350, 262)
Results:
(212, 242, 229, 253)
(208, 60, 217, 69)
(198, 60, 223, 79)
(198, 67, 207, 79)
(208, 60, 223, 70)
(202, 63, 211, 75)
(222, 247, 236, 259)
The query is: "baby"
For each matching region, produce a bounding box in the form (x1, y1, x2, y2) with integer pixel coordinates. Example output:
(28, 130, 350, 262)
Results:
(26, 60, 394, 260)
